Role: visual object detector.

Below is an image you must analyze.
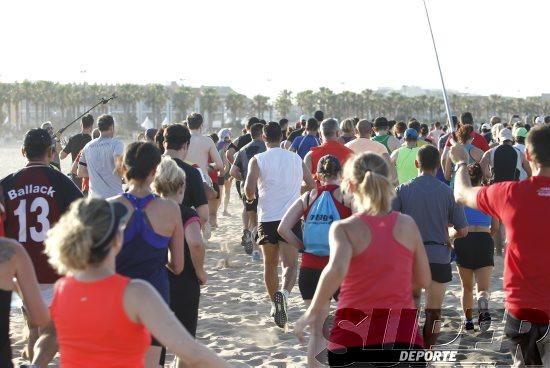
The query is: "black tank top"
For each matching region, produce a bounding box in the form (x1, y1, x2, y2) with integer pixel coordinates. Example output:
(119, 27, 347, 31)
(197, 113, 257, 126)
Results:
(493, 145, 519, 182)
(0, 289, 13, 368)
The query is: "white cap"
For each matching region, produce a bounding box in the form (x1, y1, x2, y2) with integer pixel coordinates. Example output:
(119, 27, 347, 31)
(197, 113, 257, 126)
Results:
(481, 123, 490, 130)
(535, 116, 544, 125)
(498, 128, 513, 142)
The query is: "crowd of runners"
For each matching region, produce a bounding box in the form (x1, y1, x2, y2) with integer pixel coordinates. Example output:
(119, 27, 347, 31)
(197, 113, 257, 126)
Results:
(1, 109, 549, 367)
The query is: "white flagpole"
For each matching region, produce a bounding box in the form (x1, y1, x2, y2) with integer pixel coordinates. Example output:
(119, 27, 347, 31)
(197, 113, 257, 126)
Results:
(422, 0, 455, 131)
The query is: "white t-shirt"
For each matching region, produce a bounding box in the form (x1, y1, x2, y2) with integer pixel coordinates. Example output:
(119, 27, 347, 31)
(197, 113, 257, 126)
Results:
(80, 137, 124, 198)
(255, 147, 303, 222)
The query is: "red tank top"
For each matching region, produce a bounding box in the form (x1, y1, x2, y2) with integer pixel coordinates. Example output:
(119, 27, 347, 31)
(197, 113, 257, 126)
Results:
(310, 141, 354, 177)
(328, 212, 423, 350)
(51, 274, 151, 367)
(301, 185, 352, 270)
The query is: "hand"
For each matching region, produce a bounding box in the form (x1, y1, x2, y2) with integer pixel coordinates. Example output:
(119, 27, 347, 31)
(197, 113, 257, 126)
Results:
(196, 269, 208, 286)
(449, 143, 468, 164)
(294, 311, 316, 345)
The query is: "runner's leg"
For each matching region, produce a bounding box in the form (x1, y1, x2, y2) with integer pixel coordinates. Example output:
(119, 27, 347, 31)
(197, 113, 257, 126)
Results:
(31, 322, 58, 367)
(424, 281, 446, 348)
(457, 266, 475, 321)
(261, 243, 280, 300)
(279, 241, 298, 294)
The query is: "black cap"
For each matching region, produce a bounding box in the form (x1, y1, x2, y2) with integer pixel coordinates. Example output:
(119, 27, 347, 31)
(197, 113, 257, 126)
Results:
(24, 128, 54, 151)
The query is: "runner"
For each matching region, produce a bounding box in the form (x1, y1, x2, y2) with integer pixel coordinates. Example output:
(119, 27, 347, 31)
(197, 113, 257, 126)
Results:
(428, 121, 444, 144)
(286, 115, 308, 147)
(185, 113, 223, 184)
(372, 116, 401, 153)
(0, 238, 49, 368)
(279, 118, 290, 148)
(153, 157, 207, 368)
(444, 112, 490, 152)
(481, 123, 492, 144)
(110, 142, 184, 367)
(230, 123, 266, 258)
(290, 118, 320, 159)
(406, 120, 429, 147)
(279, 155, 353, 367)
(314, 110, 324, 124)
(71, 128, 100, 196)
(452, 162, 496, 332)
(77, 114, 125, 199)
(450, 124, 550, 366)
(338, 118, 356, 144)
(392, 145, 468, 347)
(513, 127, 528, 154)
(393, 120, 408, 143)
(0, 128, 83, 366)
(217, 128, 233, 216)
(480, 127, 531, 183)
(391, 128, 422, 185)
(304, 119, 354, 178)
(59, 113, 93, 188)
(43, 197, 229, 367)
(244, 122, 314, 327)
(226, 117, 260, 247)
(294, 152, 431, 367)
(162, 124, 209, 227)
(207, 133, 222, 228)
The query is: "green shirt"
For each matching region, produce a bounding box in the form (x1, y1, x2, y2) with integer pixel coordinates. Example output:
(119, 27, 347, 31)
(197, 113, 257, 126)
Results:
(372, 134, 391, 153)
(396, 146, 420, 184)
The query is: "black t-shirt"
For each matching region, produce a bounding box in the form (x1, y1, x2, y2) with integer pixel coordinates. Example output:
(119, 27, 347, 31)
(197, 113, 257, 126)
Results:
(172, 157, 208, 209)
(493, 145, 520, 182)
(62, 133, 92, 162)
(288, 128, 304, 143)
(0, 164, 83, 283)
(228, 133, 252, 152)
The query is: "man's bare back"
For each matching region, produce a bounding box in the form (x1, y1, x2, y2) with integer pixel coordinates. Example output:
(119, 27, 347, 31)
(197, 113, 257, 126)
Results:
(187, 132, 223, 179)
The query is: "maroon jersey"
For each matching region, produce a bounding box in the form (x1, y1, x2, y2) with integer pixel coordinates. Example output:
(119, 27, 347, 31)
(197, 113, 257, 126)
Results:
(0, 163, 83, 283)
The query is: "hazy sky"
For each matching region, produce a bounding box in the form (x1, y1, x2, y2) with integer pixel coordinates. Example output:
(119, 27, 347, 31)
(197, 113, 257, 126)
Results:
(1, 0, 548, 99)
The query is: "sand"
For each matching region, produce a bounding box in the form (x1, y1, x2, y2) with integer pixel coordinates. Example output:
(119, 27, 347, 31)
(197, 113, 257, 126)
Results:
(4, 142, 513, 367)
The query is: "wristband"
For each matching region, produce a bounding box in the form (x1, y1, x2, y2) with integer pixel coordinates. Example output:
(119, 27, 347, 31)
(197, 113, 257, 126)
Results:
(454, 161, 467, 168)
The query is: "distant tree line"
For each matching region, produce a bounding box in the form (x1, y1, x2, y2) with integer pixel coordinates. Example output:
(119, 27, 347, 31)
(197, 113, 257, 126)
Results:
(0, 81, 548, 134)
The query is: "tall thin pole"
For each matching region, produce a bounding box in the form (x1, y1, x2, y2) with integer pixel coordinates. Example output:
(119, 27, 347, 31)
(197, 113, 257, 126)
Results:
(422, 0, 455, 131)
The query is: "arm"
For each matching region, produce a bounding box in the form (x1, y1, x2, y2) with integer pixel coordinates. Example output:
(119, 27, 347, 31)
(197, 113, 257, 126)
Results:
(114, 140, 125, 177)
(302, 162, 315, 191)
(303, 152, 313, 176)
(230, 165, 243, 181)
(294, 222, 353, 343)
(209, 141, 224, 171)
(490, 217, 500, 238)
(167, 204, 184, 275)
(185, 220, 207, 285)
(59, 150, 69, 160)
(441, 147, 453, 181)
(382, 152, 397, 186)
(226, 147, 236, 164)
(71, 156, 79, 175)
(390, 149, 399, 165)
(77, 161, 89, 178)
(278, 196, 306, 250)
(13, 241, 50, 327)
(450, 144, 482, 209)
(195, 204, 209, 226)
(479, 150, 492, 181)
(125, 281, 229, 367)
(244, 157, 259, 201)
(284, 140, 292, 150)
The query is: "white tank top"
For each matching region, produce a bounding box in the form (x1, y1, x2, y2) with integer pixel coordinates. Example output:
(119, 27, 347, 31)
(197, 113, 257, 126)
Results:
(255, 147, 303, 222)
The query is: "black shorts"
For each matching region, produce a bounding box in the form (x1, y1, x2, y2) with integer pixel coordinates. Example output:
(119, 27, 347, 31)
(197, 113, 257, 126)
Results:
(299, 267, 339, 301)
(212, 183, 220, 200)
(169, 272, 201, 337)
(242, 194, 258, 212)
(328, 344, 426, 367)
(429, 263, 452, 283)
(454, 232, 494, 270)
(258, 220, 302, 245)
(235, 180, 242, 197)
(217, 176, 225, 186)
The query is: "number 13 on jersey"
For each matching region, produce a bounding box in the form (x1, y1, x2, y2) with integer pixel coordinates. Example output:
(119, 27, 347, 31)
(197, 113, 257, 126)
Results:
(14, 197, 50, 242)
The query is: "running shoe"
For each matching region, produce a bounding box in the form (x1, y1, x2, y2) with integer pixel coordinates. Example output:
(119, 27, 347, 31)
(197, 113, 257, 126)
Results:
(243, 230, 254, 255)
(463, 319, 474, 331)
(478, 297, 491, 332)
(273, 291, 288, 328)
(252, 250, 261, 262)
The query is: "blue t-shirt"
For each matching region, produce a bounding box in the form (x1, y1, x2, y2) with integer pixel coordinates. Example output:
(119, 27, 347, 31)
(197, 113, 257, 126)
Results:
(392, 175, 468, 264)
(291, 135, 320, 159)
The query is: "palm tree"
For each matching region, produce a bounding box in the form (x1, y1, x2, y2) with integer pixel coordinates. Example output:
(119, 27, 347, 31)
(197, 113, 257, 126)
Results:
(316, 87, 334, 115)
(274, 89, 293, 118)
(225, 92, 247, 123)
(295, 90, 316, 114)
(360, 89, 374, 118)
(172, 86, 195, 121)
(251, 95, 269, 118)
(200, 87, 221, 128)
(143, 84, 168, 126)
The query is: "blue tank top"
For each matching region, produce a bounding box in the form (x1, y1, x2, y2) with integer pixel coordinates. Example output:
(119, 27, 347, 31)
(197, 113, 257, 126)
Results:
(116, 193, 171, 302)
(464, 206, 491, 227)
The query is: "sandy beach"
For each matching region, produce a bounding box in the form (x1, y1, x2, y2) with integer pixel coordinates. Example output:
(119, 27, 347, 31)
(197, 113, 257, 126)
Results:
(4, 142, 513, 367)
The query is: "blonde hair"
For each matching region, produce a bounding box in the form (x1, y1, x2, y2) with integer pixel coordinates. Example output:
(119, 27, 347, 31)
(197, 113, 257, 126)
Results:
(343, 153, 394, 215)
(491, 123, 503, 140)
(45, 198, 113, 274)
(152, 156, 186, 197)
(340, 118, 355, 135)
